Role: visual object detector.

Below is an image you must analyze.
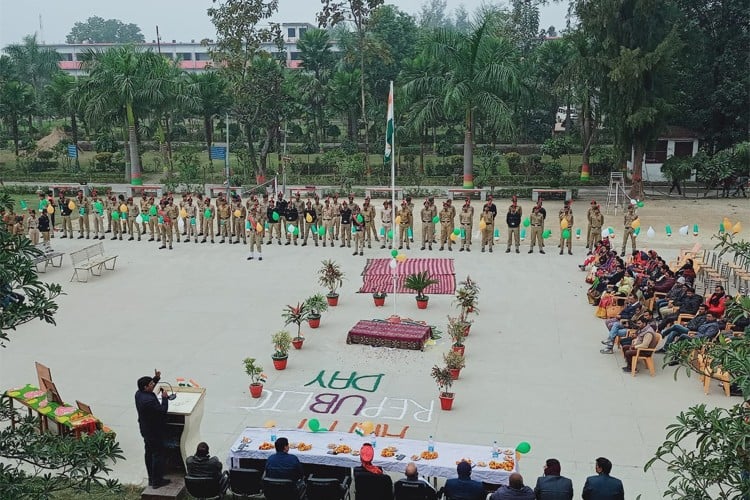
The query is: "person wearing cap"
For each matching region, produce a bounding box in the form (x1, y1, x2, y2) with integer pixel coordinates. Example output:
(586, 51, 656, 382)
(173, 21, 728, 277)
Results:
(293, 193, 305, 238)
(90, 192, 104, 240)
(587, 203, 604, 254)
(201, 198, 215, 243)
(480, 203, 495, 252)
(533, 458, 574, 500)
(356, 443, 383, 475)
(232, 197, 247, 244)
(332, 195, 341, 240)
(352, 205, 365, 255)
(362, 197, 378, 247)
(506, 202, 521, 253)
(439, 201, 455, 251)
(285, 200, 300, 246)
(621, 204, 638, 257)
(397, 200, 412, 250)
(347, 193, 359, 212)
(486, 195, 498, 219)
(535, 197, 546, 220)
(266, 200, 281, 245)
(217, 199, 230, 243)
(559, 205, 574, 255)
(265, 437, 306, 496)
(380, 200, 393, 249)
(405, 196, 415, 242)
(75, 190, 91, 239)
(428, 197, 438, 244)
(275, 193, 289, 242)
(528, 205, 545, 254)
(126, 197, 142, 241)
(322, 198, 336, 247)
(339, 200, 352, 247)
(443, 460, 485, 500)
(246, 201, 263, 260)
(135, 369, 171, 489)
(420, 199, 434, 251)
(459, 197, 474, 252)
(139, 193, 149, 235)
(183, 197, 198, 243)
(302, 200, 319, 247)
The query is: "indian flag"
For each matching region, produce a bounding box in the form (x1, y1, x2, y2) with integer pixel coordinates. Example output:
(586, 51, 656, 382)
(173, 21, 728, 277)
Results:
(384, 82, 394, 164)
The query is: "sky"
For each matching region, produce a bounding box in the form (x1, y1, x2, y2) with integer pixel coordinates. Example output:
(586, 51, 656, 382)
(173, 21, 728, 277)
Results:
(0, 0, 569, 47)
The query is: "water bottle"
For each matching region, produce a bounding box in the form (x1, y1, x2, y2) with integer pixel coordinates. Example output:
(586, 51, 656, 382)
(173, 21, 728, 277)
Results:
(427, 435, 434, 453)
(270, 426, 277, 443)
(370, 432, 377, 448)
(491, 440, 499, 459)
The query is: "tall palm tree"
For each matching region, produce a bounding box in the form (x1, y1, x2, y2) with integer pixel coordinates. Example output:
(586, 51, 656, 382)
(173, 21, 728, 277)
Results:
(45, 72, 83, 168)
(188, 72, 230, 163)
(403, 12, 521, 188)
(328, 69, 361, 141)
(298, 28, 335, 145)
(3, 35, 60, 94)
(0, 81, 34, 156)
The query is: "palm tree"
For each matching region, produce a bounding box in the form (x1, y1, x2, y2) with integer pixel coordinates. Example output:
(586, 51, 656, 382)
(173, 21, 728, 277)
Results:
(403, 12, 521, 188)
(188, 72, 230, 163)
(45, 72, 83, 168)
(0, 81, 34, 156)
(298, 28, 335, 145)
(328, 69, 361, 141)
(3, 35, 60, 94)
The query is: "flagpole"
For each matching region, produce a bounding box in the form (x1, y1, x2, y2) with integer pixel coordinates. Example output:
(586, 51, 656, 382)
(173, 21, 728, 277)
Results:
(389, 81, 397, 318)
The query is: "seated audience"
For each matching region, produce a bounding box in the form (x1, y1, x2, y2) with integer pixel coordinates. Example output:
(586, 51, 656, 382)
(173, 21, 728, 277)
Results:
(656, 277, 687, 315)
(658, 287, 703, 331)
(185, 442, 229, 493)
(442, 461, 485, 500)
(533, 458, 573, 500)
(488, 472, 534, 499)
(705, 285, 727, 317)
(265, 437, 305, 496)
(675, 258, 696, 284)
(357, 443, 383, 475)
(395, 462, 437, 497)
(657, 304, 708, 352)
(582, 457, 624, 500)
(665, 312, 721, 365)
(621, 317, 658, 372)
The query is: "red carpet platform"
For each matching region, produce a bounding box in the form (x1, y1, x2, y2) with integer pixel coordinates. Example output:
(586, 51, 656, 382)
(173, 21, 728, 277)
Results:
(358, 258, 455, 294)
(346, 319, 432, 351)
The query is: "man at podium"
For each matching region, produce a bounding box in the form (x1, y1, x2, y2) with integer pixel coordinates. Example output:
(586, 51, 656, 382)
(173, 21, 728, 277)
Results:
(135, 369, 171, 489)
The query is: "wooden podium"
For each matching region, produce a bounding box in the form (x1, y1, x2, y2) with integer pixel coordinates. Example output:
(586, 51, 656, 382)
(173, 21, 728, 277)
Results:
(155, 385, 205, 473)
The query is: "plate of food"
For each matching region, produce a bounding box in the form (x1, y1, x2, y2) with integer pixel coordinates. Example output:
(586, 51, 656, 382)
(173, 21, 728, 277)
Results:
(410, 454, 421, 461)
(297, 442, 312, 452)
(334, 444, 351, 454)
(420, 451, 439, 460)
(455, 458, 472, 465)
(259, 442, 274, 450)
(380, 446, 397, 458)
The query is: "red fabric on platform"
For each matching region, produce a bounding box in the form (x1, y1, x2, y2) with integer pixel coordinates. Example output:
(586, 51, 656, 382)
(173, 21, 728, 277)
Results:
(346, 320, 432, 350)
(358, 258, 455, 294)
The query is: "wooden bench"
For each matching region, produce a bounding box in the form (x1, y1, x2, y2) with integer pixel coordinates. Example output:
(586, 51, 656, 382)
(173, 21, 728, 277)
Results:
(532, 188, 571, 202)
(209, 186, 242, 198)
(288, 185, 318, 198)
(447, 188, 489, 201)
(364, 186, 403, 200)
(69, 242, 118, 282)
(128, 185, 163, 198)
(31, 243, 65, 273)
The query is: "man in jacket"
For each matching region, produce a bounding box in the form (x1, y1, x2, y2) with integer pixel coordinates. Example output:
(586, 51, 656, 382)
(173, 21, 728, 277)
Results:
(582, 457, 624, 500)
(186, 442, 229, 493)
(135, 370, 170, 489)
(442, 461, 485, 500)
(265, 437, 305, 497)
(488, 472, 535, 499)
(658, 304, 709, 352)
(506, 202, 521, 253)
(622, 317, 657, 372)
(666, 312, 721, 365)
(659, 287, 704, 331)
(533, 458, 573, 499)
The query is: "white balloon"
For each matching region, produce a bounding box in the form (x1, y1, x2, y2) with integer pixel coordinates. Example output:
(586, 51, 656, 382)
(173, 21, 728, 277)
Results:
(679, 225, 689, 236)
(389, 258, 397, 269)
(135, 214, 143, 224)
(601, 228, 609, 238)
(177, 218, 185, 232)
(288, 224, 295, 233)
(646, 226, 655, 238)
(630, 199, 637, 205)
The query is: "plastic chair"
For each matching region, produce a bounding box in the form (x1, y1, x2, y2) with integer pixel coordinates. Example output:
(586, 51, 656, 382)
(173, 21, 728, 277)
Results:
(262, 477, 304, 500)
(631, 332, 662, 376)
(185, 475, 223, 499)
(394, 479, 438, 500)
(353, 469, 393, 500)
(229, 468, 262, 497)
(306, 475, 352, 500)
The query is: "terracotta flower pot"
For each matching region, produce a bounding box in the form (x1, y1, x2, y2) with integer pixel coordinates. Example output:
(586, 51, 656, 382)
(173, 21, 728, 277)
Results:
(373, 296, 386, 307)
(272, 357, 288, 370)
(449, 368, 461, 380)
(249, 383, 263, 398)
(439, 394, 454, 410)
(327, 294, 339, 306)
(308, 315, 321, 328)
(416, 297, 429, 309)
(292, 338, 304, 350)
(452, 344, 465, 355)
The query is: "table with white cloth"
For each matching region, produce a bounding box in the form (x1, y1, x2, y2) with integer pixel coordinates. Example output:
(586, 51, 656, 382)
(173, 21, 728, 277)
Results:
(227, 427, 518, 485)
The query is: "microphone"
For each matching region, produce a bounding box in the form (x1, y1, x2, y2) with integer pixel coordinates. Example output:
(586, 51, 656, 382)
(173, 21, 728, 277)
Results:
(159, 382, 177, 400)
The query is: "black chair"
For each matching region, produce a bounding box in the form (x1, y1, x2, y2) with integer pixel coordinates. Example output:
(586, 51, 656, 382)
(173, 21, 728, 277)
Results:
(303, 463, 352, 483)
(353, 469, 393, 500)
(185, 475, 224, 499)
(394, 479, 438, 500)
(229, 468, 263, 497)
(306, 475, 352, 500)
(262, 477, 304, 500)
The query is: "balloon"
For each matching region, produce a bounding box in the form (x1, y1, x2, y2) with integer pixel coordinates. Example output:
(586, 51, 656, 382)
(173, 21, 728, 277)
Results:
(608, 227, 614, 235)
(142, 214, 150, 223)
(305, 214, 313, 223)
(356, 214, 363, 223)
(634, 226, 641, 236)
(177, 208, 186, 218)
(293, 227, 299, 236)
(158, 216, 164, 224)
(177, 218, 185, 232)
(46, 204, 54, 214)
(318, 226, 325, 236)
(387, 229, 393, 239)
(646, 226, 655, 238)
(397, 254, 407, 263)
(450, 233, 458, 242)
(40, 199, 49, 209)
(234, 209, 241, 218)
(94, 201, 103, 211)
(516, 442, 531, 454)
(149, 206, 157, 216)
(601, 228, 609, 238)
(120, 204, 128, 213)
(272, 211, 280, 221)
(264, 222, 269, 229)
(724, 217, 732, 230)
(560, 219, 569, 230)
(630, 199, 637, 205)
(522, 217, 530, 227)
(453, 228, 460, 236)
(542, 229, 552, 239)
(379, 227, 385, 236)
(562, 229, 570, 239)
(732, 222, 742, 234)
(308, 418, 320, 432)
(631, 219, 641, 229)
(389, 258, 397, 269)
(520, 228, 526, 240)
(395, 216, 402, 225)
(494, 228, 500, 238)
(693, 224, 699, 236)
(246, 221, 251, 230)
(407, 228, 413, 238)
(257, 223, 263, 233)
(288, 224, 295, 233)
(479, 220, 486, 230)
(391, 249, 398, 257)
(79, 207, 86, 216)
(432, 216, 439, 224)
(111, 212, 119, 220)
(352, 226, 356, 234)
(719, 223, 725, 233)
(19, 201, 27, 209)
(204, 209, 212, 218)
(666, 225, 672, 236)
(136, 214, 143, 224)
(360, 421, 375, 435)
(68, 201, 76, 210)
(637, 201, 644, 208)
(264, 420, 277, 429)
(575, 228, 581, 239)
(679, 225, 689, 236)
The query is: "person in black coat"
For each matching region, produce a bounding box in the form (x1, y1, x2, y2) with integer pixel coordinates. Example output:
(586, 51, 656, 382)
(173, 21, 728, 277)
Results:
(135, 369, 170, 489)
(582, 457, 624, 500)
(534, 458, 573, 500)
(442, 461, 485, 500)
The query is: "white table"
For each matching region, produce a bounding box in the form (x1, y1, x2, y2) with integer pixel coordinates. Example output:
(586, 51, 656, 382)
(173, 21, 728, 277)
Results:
(227, 427, 518, 485)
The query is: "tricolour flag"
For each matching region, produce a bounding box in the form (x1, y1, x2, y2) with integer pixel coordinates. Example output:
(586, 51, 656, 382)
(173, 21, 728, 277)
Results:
(384, 82, 394, 164)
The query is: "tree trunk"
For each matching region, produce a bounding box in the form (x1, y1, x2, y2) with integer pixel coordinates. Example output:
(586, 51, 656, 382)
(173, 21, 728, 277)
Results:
(630, 141, 645, 199)
(258, 126, 273, 178)
(359, 36, 369, 177)
(126, 103, 142, 185)
(164, 114, 174, 173)
(244, 122, 258, 172)
(204, 115, 214, 165)
(463, 110, 474, 188)
(11, 115, 19, 156)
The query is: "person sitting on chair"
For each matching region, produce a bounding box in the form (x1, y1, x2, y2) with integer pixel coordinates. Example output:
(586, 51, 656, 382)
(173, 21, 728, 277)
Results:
(442, 460, 485, 500)
(533, 458, 574, 500)
(265, 437, 306, 496)
(186, 442, 229, 493)
(396, 462, 437, 497)
(357, 443, 383, 474)
(488, 472, 535, 499)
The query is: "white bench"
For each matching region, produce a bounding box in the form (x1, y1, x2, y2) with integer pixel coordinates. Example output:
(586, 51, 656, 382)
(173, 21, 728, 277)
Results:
(69, 242, 118, 282)
(31, 243, 65, 273)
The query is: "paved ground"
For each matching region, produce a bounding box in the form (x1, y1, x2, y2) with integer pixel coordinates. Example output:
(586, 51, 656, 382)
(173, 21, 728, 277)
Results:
(1, 196, 747, 498)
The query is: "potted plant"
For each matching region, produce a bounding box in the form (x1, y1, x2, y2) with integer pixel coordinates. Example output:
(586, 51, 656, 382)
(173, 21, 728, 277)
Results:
(444, 351, 466, 380)
(318, 259, 345, 306)
(447, 316, 467, 355)
(455, 276, 480, 321)
(282, 303, 308, 349)
(271, 330, 292, 370)
(431, 365, 455, 411)
(404, 271, 439, 309)
(242, 357, 266, 398)
(373, 291, 387, 307)
(304, 293, 328, 328)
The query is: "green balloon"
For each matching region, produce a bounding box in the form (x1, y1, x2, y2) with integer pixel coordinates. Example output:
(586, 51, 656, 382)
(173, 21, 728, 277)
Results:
(318, 226, 325, 236)
(308, 418, 320, 432)
(562, 229, 570, 239)
(112, 212, 120, 220)
(453, 228, 460, 236)
(142, 214, 150, 222)
(158, 216, 164, 224)
(408, 228, 413, 238)
(387, 229, 393, 239)
(516, 441, 531, 454)
(522, 217, 530, 227)
(20, 201, 28, 210)
(391, 249, 398, 257)
(204, 209, 212, 218)
(542, 229, 551, 239)
(637, 201, 644, 208)
(356, 214, 364, 223)
(149, 206, 157, 215)
(293, 227, 300, 236)
(272, 211, 280, 221)
(432, 216, 439, 223)
(719, 223, 725, 233)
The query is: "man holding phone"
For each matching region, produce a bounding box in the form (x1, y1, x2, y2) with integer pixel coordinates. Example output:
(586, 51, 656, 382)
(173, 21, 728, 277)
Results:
(135, 369, 171, 489)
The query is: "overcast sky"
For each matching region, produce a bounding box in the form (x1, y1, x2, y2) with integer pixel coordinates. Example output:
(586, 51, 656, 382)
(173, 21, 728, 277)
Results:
(0, 0, 569, 47)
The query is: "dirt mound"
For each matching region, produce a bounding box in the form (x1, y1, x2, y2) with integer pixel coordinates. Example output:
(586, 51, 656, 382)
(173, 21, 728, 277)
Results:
(36, 128, 68, 151)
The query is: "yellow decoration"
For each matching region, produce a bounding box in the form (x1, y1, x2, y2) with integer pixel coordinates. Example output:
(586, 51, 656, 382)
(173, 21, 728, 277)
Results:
(360, 421, 375, 435)
(560, 219, 569, 230)
(450, 233, 458, 242)
(306, 214, 313, 223)
(46, 205, 54, 214)
(631, 219, 641, 229)
(479, 220, 486, 230)
(68, 201, 76, 210)
(724, 217, 732, 230)
(395, 216, 402, 225)
(57, 416, 69, 423)
(38, 406, 52, 414)
(256, 223, 263, 233)
(180, 209, 188, 218)
(396, 254, 407, 263)
(234, 209, 241, 218)
(263, 420, 277, 428)
(733, 222, 742, 234)
(120, 204, 128, 213)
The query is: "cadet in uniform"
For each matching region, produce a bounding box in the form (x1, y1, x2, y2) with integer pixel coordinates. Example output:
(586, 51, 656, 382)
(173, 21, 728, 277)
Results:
(380, 200, 393, 249)
(159, 200, 175, 250)
(622, 204, 638, 256)
(405, 196, 415, 242)
(362, 198, 378, 248)
(439, 201, 454, 251)
(76, 190, 91, 239)
(587, 203, 604, 253)
(145, 197, 157, 241)
(196, 194, 205, 236)
(126, 197, 141, 241)
(183, 197, 197, 243)
(285, 200, 299, 245)
(559, 204, 574, 255)
(340, 201, 352, 247)
(459, 198, 474, 252)
(506, 202, 521, 253)
(397, 200, 412, 250)
(90, 192, 104, 240)
(201, 198, 215, 243)
(267, 200, 281, 244)
(56, 195, 72, 238)
(352, 205, 365, 256)
(428, 197, 438, 244)
(332, 195, 341, 240)
(276, 193, 290, 244)
(233, 198, 247, 244)
(294, 193, 305, 237)
(302, 200, 319, 246)
(217, 199, 231, 243)
(246, 201, 263, 260)
(420, 200, 434, 251)
(480, 204, 495, 252)
(322, 198, 335, 247)
(140, 194, 149, 235)
(528, 205, 545, 253)
(27, 210, 39, 245)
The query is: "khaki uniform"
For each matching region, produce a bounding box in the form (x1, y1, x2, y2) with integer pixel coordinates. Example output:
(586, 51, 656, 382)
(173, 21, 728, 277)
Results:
(247, 205, 263, 256)
(429, 204, 438, 243)
(196, 197, 205, 235)
(559, 212, 574, 253)
(397, 206, 412, 249)
(140, 197, 149, 233)
(218, 204, 231, 242)
(27, 216, 39, 245)
(407, 200, 415, 242)
(352, 211, 365, 254)
(622, 210, 638, 255)
(202, 204, 215, 242)
(439, 206, 454, 250)
(233, 204, 247, 244)
(104, 197, 113, 233)
(184, 203, 198, 242)
(91, 199, 104, 238)
(380, 205, 393, 249)
(587, 209, 604, 250)
(420, 206, 434, 250)
(362, 203, 378, 246)
(160, 204, 178, 249)
(480, 210, 494, 251)
(529, 211, 545, 252)
(332, 200, 341, 239)
(127, 202, 141, 240)
(322, 204, 335, 246)
(76, 196, 91, 238)
(111, 199, 124, 240)
(459, 204, 474, 251)
(145, 201, 157, 240)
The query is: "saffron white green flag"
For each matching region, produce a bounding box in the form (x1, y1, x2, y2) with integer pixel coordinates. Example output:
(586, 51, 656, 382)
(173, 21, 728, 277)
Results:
(384, 82, 394, 163)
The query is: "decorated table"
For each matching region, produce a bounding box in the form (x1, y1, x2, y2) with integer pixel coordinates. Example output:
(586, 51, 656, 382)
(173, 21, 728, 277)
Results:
(346, 320, 432, 351)
(4, 384, 109, 437)
(227, 428, 518, 485)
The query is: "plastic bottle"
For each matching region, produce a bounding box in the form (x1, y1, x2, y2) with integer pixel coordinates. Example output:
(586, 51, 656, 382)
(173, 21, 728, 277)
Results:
(370, 432, 377, 448)
(427, 435, 434, 453)
(492, 440, 499, 458)
(270, 426, 277, 443)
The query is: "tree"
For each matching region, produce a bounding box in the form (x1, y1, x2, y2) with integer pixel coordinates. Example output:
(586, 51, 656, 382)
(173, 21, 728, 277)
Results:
(45, 72, 83, 169)
(66, 16, 145, 44)
(403, 11, 521, 188)
(188, 71, 230, 163)
(297, 28, 336, 145)
(3, 35, 60, 94)
(418, 0, 449, 28)
(0, 81, 34, 156)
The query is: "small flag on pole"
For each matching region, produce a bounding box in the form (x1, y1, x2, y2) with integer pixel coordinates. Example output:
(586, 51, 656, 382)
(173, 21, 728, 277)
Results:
(384, 83, 394, 164)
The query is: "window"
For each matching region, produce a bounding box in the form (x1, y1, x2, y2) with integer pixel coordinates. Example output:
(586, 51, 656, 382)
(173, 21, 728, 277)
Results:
(290, 51, 302, 61)
(63, 53, 73, 61)
(645, 140, 668, 163)
(195, 52, 212, 61)
(287, 27, 296, 38)
(298, 27, 307, 38)
(176, 52, 193, 61)
(674, 141, 694, 158)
